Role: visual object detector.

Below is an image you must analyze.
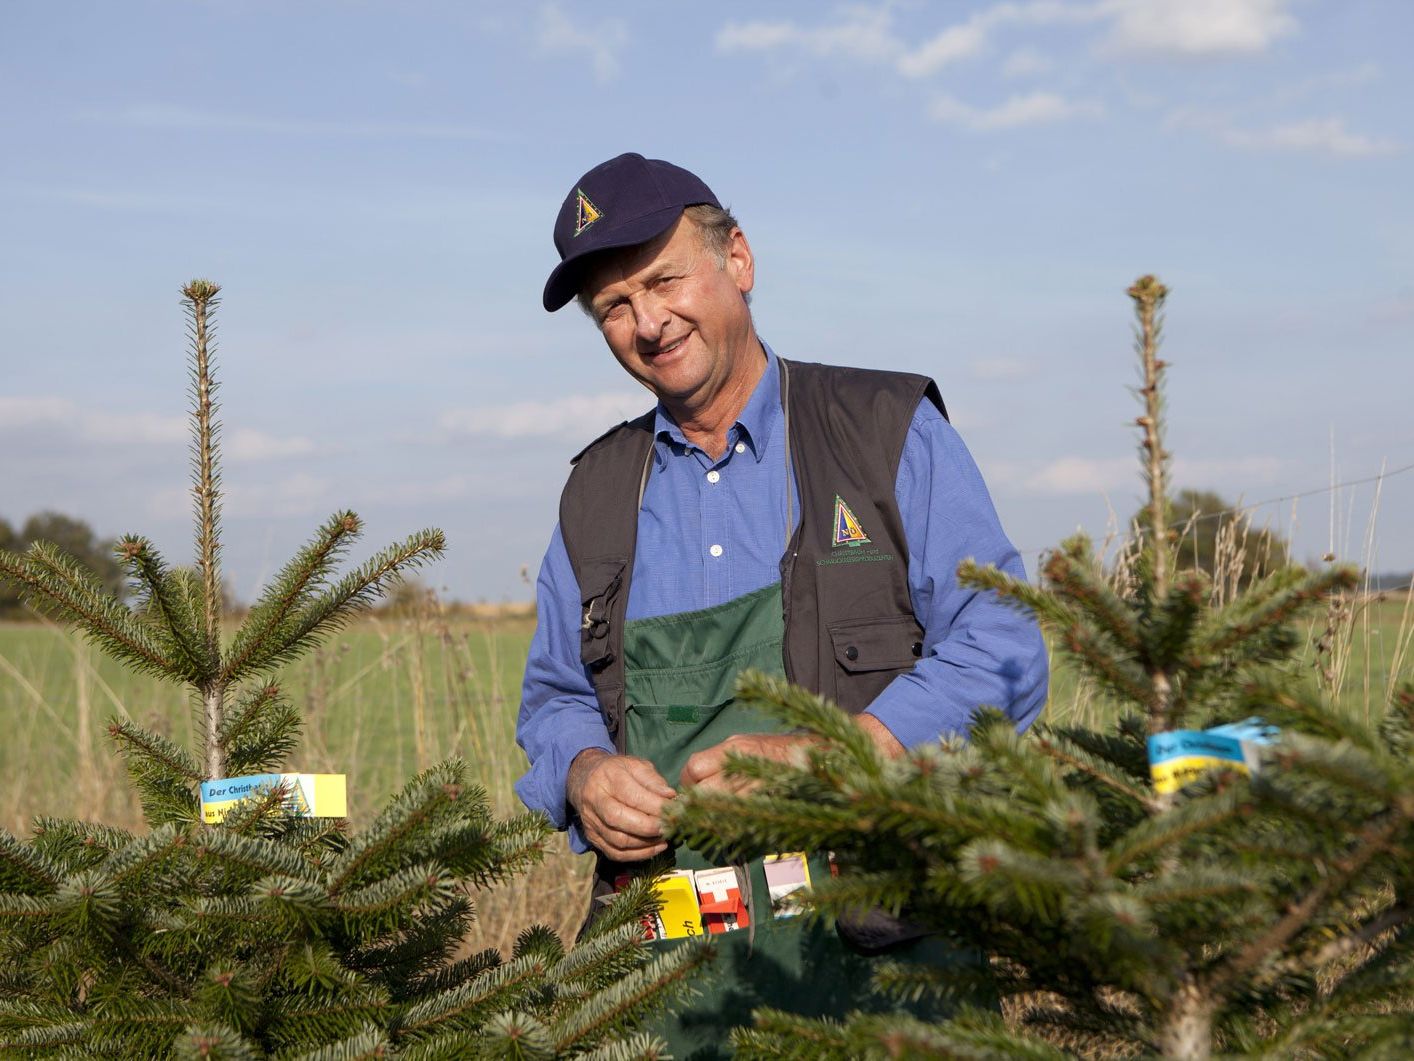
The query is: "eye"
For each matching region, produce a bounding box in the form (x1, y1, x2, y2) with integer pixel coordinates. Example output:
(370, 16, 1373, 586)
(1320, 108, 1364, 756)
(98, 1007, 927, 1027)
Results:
(598, 301, 628, 326)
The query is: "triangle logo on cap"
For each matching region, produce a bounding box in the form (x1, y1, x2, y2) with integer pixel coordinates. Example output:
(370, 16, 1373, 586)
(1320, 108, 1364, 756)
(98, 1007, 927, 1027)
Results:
(573, 188, 602, 237)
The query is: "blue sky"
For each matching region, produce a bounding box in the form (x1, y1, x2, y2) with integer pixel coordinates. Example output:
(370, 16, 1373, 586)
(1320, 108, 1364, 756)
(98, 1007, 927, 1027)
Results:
(2, 1, 1411, 602)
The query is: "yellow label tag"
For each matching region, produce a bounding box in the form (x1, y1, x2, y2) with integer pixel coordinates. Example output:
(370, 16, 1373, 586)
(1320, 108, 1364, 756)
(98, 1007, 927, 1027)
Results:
(200, 773, 347, 824)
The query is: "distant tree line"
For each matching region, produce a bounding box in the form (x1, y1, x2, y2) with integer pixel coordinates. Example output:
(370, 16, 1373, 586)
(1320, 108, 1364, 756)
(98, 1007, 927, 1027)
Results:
(0, 511, 125, 618)
(1155, 488, 1290, 588)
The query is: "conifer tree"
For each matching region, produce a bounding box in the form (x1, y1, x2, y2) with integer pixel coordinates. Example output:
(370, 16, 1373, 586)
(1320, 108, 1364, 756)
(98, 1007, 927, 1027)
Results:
(671, 276, 1414, 1059)
(0, 281, 703, 1059)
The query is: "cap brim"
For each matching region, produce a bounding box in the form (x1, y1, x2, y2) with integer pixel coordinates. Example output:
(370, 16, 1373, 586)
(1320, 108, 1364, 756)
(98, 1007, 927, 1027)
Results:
(542, 204, 690, 312)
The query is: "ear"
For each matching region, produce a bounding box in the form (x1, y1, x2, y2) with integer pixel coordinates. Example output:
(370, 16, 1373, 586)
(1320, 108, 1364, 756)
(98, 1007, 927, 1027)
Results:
(725, 228, 755, 296)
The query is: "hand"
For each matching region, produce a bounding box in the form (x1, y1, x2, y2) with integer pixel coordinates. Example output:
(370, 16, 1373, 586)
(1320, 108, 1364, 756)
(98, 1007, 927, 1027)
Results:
(566, 749, 676, 862)
(679, 733, 817, 795)
(680, 715, 906, 796)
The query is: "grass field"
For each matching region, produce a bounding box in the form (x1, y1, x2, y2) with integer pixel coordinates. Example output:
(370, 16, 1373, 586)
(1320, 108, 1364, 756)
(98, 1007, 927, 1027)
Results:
(1, 586, 1409, 948)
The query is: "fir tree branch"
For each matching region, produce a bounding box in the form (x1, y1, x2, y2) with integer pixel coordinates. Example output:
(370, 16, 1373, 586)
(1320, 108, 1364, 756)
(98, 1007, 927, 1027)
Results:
(1059, 621, 1153, 707)
(548, 941, 711, 1054)
(957, 558, 1079, 630)
(1205, 813, 1405, 998)
(1104, 788, 1244, 877)
(221, 511, 365, 684)
(219, 682, 302, 778)
(183, 280, 224, 661)
(575, 1030, 671, 1061)
(280, 1025, 391, 1061)
(0, 832, 64, 894)
(326, 771, 463, 897)
(197, 830, 319, 883)
(173, 1022, 263, 1060)
(547, 923, 645, 994)
(734, 670, 882, 774)
(1287, 904, 1411, 973)
(331, 863, 458, 935)
(225, 528, 446, 681)
(29, 818, 135, 873)
(1034, 732, 1161, 813)
(1042, 541, 1143, 653)
(4, 544, 176, 677)
(1194, 565, 1357, 657)
(108, 719, 202, 784)
(397, 954, 549, 1038)
(115, 535, 212, 682)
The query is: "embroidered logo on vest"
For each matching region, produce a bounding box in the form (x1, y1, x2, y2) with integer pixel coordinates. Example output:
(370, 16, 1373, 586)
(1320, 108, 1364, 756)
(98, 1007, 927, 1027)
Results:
(832, 495, 871, 548)
(573, 188, 602, 236)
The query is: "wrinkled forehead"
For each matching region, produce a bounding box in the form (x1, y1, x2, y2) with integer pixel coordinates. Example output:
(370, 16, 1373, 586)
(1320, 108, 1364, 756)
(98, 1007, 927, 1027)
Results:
(579, 215, 702, 303)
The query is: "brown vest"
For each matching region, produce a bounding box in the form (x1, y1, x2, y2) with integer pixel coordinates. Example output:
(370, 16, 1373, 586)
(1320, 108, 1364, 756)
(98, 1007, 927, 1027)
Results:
(559, 357, 946, 747)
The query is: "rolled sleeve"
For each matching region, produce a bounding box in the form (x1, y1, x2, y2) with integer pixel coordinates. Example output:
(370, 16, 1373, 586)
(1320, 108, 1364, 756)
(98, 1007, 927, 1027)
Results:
(514, 524, 615, 853)
(864, 402, 1048, 748)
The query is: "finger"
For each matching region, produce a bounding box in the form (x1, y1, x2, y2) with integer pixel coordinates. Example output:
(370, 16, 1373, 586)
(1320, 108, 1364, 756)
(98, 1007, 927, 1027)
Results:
(590, 774, 672, 822)
(689, 771, 757, 797)
(680, 745, 726, 787)
(593, 834, 669, 862)
(621, 757, 677, 798)
(590, 798, 665, 841)
(585, 814, 668, 855)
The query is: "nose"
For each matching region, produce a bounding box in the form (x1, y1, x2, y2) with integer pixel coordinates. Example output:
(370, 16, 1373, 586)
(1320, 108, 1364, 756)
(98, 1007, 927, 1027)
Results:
(630, 290, 668, 347)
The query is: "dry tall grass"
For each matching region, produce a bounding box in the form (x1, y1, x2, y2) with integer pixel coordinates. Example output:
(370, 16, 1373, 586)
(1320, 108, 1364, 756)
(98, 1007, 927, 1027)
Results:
(3, 519, 1408, 960)
(0, 594, 591, 953)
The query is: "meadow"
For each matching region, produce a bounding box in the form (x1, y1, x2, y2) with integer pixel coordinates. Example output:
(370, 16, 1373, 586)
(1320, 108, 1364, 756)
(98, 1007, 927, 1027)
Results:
(1, 584, 1409, 949)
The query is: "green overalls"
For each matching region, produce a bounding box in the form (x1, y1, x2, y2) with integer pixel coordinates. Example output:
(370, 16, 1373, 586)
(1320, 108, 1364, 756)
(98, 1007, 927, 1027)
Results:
(620, 582, 984, 1059)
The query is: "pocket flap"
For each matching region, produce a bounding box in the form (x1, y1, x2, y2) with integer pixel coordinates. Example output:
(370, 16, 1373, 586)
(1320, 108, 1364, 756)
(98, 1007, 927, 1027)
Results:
(578, 555, 628, 671)
(829, 615, 924, 673)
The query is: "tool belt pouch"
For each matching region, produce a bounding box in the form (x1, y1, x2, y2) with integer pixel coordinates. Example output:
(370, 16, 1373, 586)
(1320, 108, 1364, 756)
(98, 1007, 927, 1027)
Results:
(835, 906, 932, 955)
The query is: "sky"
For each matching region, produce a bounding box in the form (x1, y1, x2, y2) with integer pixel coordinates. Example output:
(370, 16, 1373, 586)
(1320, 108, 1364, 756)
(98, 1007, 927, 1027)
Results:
(2, 0, 1411, 603)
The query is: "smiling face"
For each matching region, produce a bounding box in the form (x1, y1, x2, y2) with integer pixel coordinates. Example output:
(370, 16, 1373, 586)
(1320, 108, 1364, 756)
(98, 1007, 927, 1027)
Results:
(582, 214, 760, 420)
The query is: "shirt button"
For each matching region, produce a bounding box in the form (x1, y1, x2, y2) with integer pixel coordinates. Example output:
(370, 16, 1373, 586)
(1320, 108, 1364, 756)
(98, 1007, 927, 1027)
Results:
(709, 544, 723, 558)
(706, 470, 720, 484)
(734, 442, 746, 454)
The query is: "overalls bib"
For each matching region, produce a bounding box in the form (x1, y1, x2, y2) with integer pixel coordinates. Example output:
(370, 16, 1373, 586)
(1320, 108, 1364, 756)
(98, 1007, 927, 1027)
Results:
(621, 582, 983, 1059)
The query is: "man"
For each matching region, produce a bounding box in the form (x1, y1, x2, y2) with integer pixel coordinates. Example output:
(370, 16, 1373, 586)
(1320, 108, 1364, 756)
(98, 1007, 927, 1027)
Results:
(516, 152, 1047, 1053)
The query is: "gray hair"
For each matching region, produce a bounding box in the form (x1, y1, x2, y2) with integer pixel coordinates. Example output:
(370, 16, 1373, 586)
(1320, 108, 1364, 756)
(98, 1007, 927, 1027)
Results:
(576, 204, 744, 320)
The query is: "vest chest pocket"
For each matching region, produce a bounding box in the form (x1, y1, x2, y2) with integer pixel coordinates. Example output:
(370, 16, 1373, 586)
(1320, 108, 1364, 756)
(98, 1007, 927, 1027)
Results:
(827, 614, 925, 710)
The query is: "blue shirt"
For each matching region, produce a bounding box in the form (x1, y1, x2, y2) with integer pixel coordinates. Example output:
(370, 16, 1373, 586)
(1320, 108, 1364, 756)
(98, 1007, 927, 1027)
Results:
(515, 345, 1048, 852)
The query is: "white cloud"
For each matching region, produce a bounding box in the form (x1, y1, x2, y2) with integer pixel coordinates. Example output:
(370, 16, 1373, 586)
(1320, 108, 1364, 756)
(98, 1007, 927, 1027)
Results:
(149, 472, 335, 521)
(536, 3, 628, 83)
(98, 104, 503, 141)
(717, 1, 1303, 85)
(1102, 0, 1297, 57)
(1173, 456, 1286, 485)
(439, 392, 650, 442)
(1228, 117, 1400, 158)
(0, 396, 184, 445)
(716, 9, 901, 63)
(0, 396, 316, 459)
(1002, 47, 1053, 78)
(993, 453, 1287, 497)
(896, 20, 989, 77)
(1026, 456, 1134, 494)
(718, 4, 1097, 78)
(930, 92, 1101, 131)
(225, 428, 319, 461)
(1168, 108, 1401, 158)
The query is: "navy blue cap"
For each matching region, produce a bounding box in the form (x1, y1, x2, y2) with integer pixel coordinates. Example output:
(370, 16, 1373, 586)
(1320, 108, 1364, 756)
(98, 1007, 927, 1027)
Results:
(543, 152, 721, 312)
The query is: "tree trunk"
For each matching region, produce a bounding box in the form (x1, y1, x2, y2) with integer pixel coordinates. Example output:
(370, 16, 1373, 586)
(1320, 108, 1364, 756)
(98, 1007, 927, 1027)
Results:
(204, 681, 226, 780)
(1159, 980, 1214, 1060)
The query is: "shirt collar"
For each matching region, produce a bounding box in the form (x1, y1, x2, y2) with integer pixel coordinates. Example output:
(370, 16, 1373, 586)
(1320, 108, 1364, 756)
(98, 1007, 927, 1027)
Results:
(652, 342, 781, 465)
